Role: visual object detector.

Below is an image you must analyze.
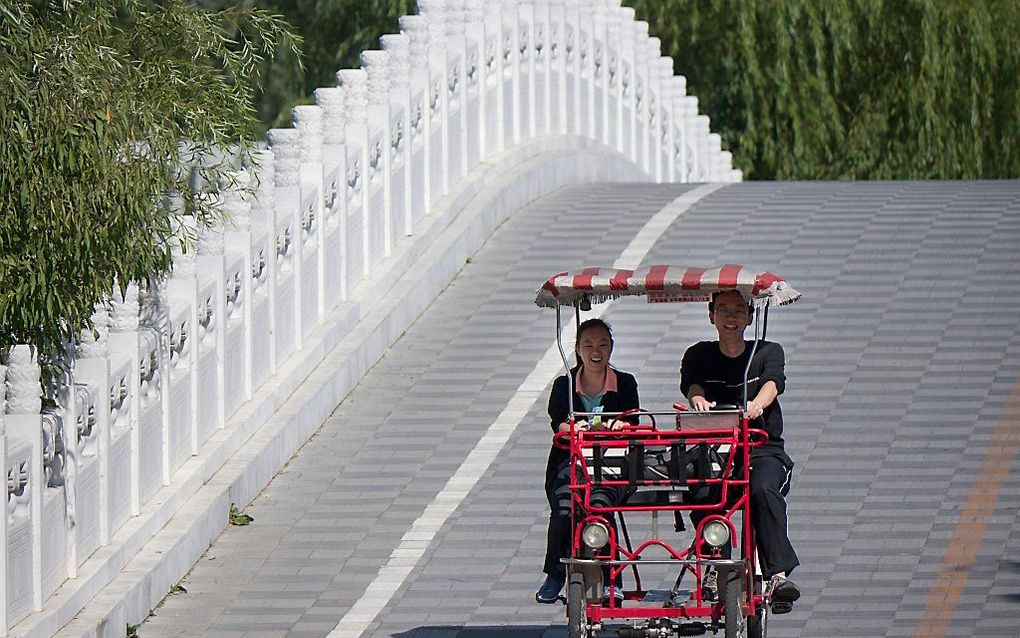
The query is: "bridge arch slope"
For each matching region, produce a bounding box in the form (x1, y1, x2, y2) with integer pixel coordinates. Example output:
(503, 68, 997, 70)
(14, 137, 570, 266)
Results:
(133, 180, 1020, 638)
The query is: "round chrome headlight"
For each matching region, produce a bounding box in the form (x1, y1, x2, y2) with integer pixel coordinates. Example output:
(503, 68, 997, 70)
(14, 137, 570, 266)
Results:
(702, 520, 730, 548)
(582, 521, 610, 549)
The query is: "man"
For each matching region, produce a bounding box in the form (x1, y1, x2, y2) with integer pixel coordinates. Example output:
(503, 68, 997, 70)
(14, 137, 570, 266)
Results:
(680, 289, 801, 613)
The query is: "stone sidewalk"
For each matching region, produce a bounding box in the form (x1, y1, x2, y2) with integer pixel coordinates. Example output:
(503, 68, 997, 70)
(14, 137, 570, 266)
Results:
(139, 181, 1020, 638)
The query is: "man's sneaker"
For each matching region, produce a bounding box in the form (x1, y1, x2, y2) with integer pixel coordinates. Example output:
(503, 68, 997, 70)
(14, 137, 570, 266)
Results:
(603, 584, 625, 604)
(701, 567, 718, 601)
(535, 574, 566, 604)
(768, 574, 800, 614)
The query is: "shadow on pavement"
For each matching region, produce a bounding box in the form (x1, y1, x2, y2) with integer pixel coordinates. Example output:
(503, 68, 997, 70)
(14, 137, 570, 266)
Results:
(390, 626, 566, 638)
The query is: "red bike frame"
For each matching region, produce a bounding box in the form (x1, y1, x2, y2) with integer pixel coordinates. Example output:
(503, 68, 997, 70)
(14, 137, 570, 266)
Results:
(557, 410, 768, 625)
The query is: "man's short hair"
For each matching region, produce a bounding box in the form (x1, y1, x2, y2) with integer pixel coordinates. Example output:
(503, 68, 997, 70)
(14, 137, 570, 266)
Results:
(708, 290, 752, 316)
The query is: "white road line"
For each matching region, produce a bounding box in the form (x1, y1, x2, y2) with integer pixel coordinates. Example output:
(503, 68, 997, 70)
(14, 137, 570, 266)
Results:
(327, 182, 728, 638)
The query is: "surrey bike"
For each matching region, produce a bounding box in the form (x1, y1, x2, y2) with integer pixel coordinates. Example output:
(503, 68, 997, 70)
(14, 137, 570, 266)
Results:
(535, 265, 800, 638)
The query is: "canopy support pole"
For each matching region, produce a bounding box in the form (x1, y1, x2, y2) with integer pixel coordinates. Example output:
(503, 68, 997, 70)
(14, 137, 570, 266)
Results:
(742, 306, 763, 409)
(556, 305, 574, 417)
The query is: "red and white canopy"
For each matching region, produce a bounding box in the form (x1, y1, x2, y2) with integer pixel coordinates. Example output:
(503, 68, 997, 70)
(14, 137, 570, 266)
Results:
(535, 264, 801, 308)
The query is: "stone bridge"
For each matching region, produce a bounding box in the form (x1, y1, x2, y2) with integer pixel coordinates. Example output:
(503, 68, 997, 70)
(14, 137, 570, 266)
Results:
(2, 2, 1018, 638)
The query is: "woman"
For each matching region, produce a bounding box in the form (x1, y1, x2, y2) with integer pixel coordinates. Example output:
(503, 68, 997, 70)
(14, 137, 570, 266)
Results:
(536, 318, 640, 603)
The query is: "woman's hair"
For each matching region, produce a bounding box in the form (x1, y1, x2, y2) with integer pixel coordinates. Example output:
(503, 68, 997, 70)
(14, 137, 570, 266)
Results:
(575, 318, 614, 349)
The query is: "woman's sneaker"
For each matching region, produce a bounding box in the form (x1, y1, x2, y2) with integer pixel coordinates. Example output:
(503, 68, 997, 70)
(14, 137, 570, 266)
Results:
(603, 585, 624, 604)
(768, 574, 800, 614)
(701, 567, 718, 601)
(535, 574, 566, 604)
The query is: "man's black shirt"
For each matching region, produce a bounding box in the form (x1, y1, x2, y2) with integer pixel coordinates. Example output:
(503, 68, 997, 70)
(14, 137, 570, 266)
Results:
(680, 340, 792, 467)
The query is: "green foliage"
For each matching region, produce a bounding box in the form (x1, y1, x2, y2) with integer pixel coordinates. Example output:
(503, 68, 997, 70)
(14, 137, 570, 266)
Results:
(626, 0, 1020, 179)
(207, 0, 416, 134)
(228, 503, 253, 525)
(0, 0, 298, 361)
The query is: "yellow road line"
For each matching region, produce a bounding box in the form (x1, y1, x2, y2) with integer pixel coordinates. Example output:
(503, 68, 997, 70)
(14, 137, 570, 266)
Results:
(913, 382, 1020, 637)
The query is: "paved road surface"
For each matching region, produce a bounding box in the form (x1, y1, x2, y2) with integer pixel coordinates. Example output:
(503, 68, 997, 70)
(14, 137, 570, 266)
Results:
(140, 181, 1020, 638)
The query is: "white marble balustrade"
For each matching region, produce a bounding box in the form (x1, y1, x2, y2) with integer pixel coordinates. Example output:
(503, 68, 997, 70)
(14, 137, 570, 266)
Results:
(1, 1, 738, 634)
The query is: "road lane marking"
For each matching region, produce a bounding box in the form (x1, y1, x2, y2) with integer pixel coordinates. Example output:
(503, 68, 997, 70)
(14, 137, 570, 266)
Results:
(327, 182, 728, 637)
(912, 381, 1020, 637)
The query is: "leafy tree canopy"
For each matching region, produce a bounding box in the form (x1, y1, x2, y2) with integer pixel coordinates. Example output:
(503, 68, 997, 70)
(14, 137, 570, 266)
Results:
(0, 0, 298, 360)
(626, 0, 1020, 179)
(209, 0, 415, 134)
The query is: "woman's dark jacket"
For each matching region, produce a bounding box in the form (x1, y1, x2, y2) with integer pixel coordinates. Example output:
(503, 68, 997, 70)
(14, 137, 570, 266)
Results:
(544, 366, 640, 503)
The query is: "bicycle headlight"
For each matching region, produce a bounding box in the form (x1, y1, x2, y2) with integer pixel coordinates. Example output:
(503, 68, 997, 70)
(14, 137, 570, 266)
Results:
(702, 520, 730, 548)
(582, 521, 610, 549)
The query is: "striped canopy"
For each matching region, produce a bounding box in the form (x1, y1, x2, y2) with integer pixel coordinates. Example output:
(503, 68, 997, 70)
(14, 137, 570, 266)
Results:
(535, 265, 801, 309)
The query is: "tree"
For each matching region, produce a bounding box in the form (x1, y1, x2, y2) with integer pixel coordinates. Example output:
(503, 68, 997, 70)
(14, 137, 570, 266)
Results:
(0, 0, 299, 361)
(626, 0, 1020, 180)
(204, 0, 415, 134)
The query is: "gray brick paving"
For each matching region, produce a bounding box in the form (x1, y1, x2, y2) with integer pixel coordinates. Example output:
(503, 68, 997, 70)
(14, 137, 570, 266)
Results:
(141, 181, 1020, 638)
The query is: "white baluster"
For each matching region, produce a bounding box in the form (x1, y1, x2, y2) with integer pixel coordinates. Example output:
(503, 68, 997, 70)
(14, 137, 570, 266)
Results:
(221, 171, 254, 422)
(444, 0, 469, 181)
(382, 33, 413, 239)
(315, 86, 349, 307)
(6, 345, 44, 612)
(501, 0, 522, 146)
(400, 15, 433, 221)
(463, 0, 487, 162)
(418, 1, 452, 198)
(533, 0, 552, 135)
(293, 104, 325, 334)
(361, 49, 394, 263)
(482, 1, 505, 154)
(338, 69, 371, 286)
(267, 128, 301, 360)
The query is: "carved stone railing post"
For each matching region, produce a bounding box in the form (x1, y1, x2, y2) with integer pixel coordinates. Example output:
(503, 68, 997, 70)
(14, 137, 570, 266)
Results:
(618, 6, 637, 162)
(669, 76, 688, 182)
(221, 171, 254, 420)
(502, 0, 522, 146)
(695, 112, 711, 182)
(337, 69, 369, 290)
(267, 127, 301, 361)
(647, 36, 663, 178)
(195, 215, 226, 446)
(683, 95, 700, 182)
(444, 1, 469, 181)
(399, 15, 432, 226)
(516, 0, 536, 139)
(418, 1, 453, 199)
(293, 104, 325, 334)
(109, 281, 164, 515)
(241, 151, 278, 392)
(381, 33, 414, 239)
(75, 303, 117, 552)
(5, 345, 44, 615)
(549, 0, 568, 135)
(166, 215, 199, 472)
(631, 23, 651, 172)
(482, 1, 505, 155)
(462, 0, 485, 167)
(571, 0, 591, 138)
(655, 55, 673, 182)
(71, 308, 109, 583)
(361, 49, 394, 263)
(592, 0, 611, 146)
(532, 0, 551, 135)
(314, 87, 348, 308)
